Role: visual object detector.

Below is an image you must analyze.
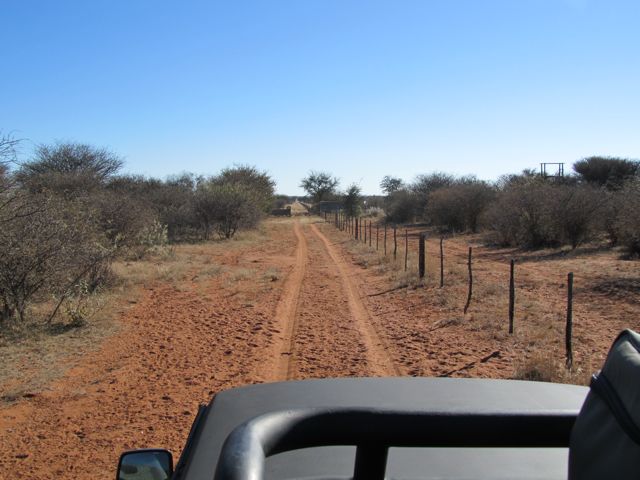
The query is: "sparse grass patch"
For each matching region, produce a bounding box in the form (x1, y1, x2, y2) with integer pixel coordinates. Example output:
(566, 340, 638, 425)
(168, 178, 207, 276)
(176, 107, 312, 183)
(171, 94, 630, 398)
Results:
(200, 264, 225, 278)
(229, 268, 256, 282)
(512, 351, 591, 385)
(390, 268, 423, 289)
(513, 351, 560, 382)
(263, 267, 281, 282)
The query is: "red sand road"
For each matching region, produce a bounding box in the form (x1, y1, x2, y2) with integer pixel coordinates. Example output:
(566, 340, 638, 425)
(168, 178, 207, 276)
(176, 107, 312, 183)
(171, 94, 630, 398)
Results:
(2, 217, 640, 479)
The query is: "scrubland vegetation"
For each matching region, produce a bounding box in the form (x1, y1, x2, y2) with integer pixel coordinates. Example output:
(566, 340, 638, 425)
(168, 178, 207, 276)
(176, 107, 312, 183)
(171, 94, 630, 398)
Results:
(0, 133, 274, 329)
(376, 157, 640, 255)
(302, 157, 640, 259)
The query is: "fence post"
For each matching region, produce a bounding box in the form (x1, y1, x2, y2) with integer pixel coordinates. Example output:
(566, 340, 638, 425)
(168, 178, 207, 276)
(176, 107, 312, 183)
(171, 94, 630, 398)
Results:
(509, 259, 515, 334)
(439, 237, 444, 288)
(364, 219, 367, 244)
(384, 225, 387, 256)
(419, 233, 426, 279)
(376, 224, 379, 250)
(369, 221, 372, 247)
(404, 229, 408, 271)
(566, 272, 574, 369)
(393, 225, 397, 260)
(355, 218, 359, 240)
(463, 247, 473, 314)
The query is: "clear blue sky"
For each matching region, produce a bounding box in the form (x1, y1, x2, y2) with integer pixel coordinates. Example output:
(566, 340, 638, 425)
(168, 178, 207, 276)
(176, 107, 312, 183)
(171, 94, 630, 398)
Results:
(2, 1, 639, 195)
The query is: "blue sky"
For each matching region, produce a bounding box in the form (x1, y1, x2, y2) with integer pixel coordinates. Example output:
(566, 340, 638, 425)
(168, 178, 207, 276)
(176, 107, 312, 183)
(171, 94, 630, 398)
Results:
(2, 1, 639, 194)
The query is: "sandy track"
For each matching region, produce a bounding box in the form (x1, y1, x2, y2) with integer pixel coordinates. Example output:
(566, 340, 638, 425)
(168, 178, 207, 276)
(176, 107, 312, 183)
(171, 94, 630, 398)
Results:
(258, 220, 307, 381)
(262, 220, 397, 380)
(309, 224, 398, 376)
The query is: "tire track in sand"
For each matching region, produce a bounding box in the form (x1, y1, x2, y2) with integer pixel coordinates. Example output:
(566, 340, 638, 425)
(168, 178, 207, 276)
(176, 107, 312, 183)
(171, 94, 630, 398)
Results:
(309, 223, 399, 376)
(260, 220, 308, 381)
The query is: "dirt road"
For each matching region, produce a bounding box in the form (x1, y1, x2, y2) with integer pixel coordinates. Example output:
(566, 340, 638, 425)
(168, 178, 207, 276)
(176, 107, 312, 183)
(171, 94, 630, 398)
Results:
(0, 219, 400, 479)
(2, 216, 639, 479)
(262, 221, 398, 381)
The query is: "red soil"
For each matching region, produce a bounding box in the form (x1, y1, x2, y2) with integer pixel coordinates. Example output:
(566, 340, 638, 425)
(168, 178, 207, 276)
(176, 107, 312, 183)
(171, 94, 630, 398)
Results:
(1, 217, 639, 479)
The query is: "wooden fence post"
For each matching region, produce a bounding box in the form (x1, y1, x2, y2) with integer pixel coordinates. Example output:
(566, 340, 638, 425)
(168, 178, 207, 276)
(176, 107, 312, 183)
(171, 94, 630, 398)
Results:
(566, 272, 574, 369)
(393, 225, 397, 260)
(364, 220, 367, 244)
(439, 237, 444, 288)
(376, 224, 379, 250)
(404, 229, 408, 271)
(355, 218, 359, 240)
(463, 247, 473, 314)
(369, 221, 372, 247)
(419, 233, 426, 279)
(509, 259, 515, 334)
(384, 225, 387, 256)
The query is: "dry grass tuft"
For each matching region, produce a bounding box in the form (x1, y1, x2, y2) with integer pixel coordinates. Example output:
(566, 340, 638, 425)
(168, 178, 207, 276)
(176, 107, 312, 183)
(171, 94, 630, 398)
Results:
(228, 268, 256, 282)
(263, 267, 281, 282)
(513, 352, 560, 382)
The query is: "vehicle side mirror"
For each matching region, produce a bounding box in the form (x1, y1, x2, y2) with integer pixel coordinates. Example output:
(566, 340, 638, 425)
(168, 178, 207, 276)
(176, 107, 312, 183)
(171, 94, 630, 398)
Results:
(116, 449, 173, 480)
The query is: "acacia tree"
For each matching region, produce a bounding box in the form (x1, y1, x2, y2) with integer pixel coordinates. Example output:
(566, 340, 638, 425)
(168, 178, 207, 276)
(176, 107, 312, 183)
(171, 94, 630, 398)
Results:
(300, 171, 339, 203)
(0, 132, 19, 168)
(410, 172, 455, 219)
(426, 180, 495, 233)
(380, 175, 403, 194)
(0, 196, 110, 323)
(215, 165, 275, 213)
(573, 156, 639, 189)
(0, 132, 21, 222)
(343, 184, 362, 217)
(17, 142, 123, 195)
(0, 133, 47, 230)
(194, 176, 263, 240)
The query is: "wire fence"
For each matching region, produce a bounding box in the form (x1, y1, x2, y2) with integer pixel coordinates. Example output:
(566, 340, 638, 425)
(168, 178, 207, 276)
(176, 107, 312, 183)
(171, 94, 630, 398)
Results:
(325, 212, 576, 370)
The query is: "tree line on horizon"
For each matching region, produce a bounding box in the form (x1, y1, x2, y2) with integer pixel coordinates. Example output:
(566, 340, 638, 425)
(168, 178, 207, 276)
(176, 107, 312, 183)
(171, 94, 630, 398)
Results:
(2, 128, 638, 328)
(299, 156, 640, 256)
